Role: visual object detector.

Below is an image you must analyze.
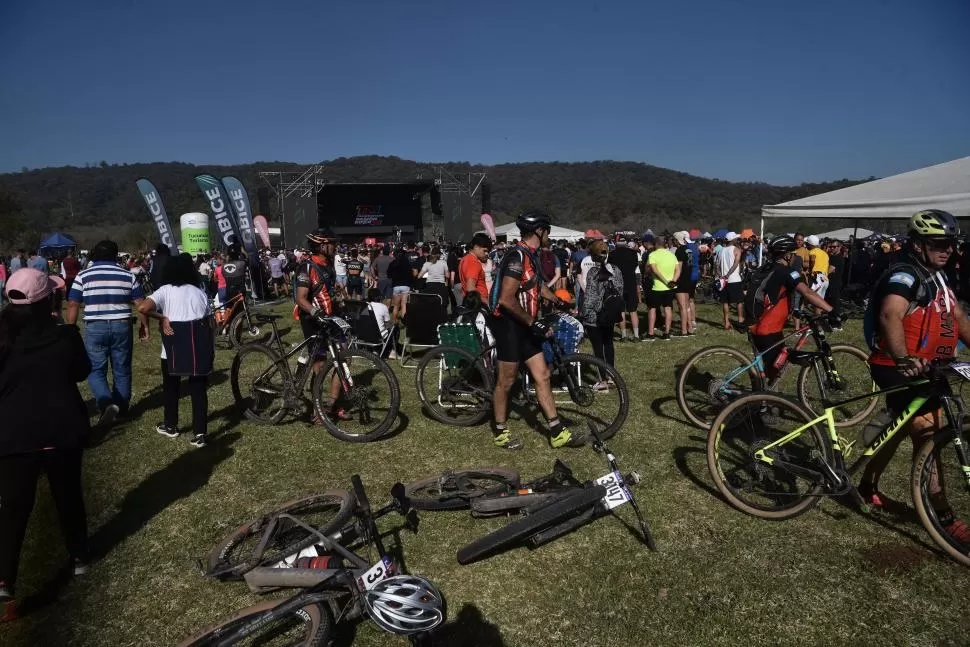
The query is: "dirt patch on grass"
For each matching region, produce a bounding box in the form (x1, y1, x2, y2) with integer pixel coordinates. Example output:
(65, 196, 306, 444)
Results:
(858, 543, 928, 574)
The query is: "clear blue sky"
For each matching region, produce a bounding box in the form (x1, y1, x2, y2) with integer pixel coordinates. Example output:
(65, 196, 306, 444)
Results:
(1, 0, 968, 184)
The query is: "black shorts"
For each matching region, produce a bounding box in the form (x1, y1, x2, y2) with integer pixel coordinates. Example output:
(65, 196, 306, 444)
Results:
(676, 280, 697, 297)
(346, 278, 363, 293)
(647, 290, 674, 308)
(752, 333, 785, 372)
(492, 316, 543, 364)
(870, 364, 941, 416)
(720, 282, 743, 304)
(623, 288, 639, 312)
(272, 276, 285, 285)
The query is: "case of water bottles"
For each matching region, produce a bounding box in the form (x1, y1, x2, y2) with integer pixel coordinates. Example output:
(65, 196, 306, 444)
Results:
(542, 314, 584, 364)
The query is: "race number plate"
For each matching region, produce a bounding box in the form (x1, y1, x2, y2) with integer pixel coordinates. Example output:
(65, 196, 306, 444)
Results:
(358, 556, 394, 591)
(952, 362, 970, 381)
(594, 471, 632, 510)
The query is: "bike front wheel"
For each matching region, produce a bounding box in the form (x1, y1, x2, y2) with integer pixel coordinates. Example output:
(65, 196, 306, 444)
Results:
(229, 312, 275, 348)
(415, 345, 493, 427)
(231, 344, 290, 425)
(206, 491, 356, 580)
(404, 467, 520, 510)
(707, 393, 831, 520)
(177, 601, 332, 647)
(311, 349, 401, 442)
(551, 353, 629, 440)
(676, 345, 762, 429)
(797, 343, 878, 428)
(912, 428, 970, 567)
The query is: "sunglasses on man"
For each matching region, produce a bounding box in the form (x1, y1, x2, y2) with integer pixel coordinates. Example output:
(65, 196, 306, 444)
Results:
(925, 237, 956, 251)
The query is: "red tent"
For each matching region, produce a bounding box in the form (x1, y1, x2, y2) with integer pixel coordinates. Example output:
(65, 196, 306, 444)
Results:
(585, 229, 604, 239)
(689, 228, 702, 239)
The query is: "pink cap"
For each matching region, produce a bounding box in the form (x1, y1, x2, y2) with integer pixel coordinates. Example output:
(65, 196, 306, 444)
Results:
(4, 269, 65, 305)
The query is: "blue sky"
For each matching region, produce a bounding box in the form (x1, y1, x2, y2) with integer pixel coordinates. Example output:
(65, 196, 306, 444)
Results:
(1, 0, 968, 184)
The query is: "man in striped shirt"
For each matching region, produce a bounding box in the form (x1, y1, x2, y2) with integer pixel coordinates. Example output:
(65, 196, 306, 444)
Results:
(65, 240, 148, 425)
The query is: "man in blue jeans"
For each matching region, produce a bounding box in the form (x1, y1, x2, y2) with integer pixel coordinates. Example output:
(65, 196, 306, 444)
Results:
(65, 240, 148, 426)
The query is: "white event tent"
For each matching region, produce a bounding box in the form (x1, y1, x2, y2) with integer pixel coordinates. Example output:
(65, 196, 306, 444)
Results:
(760, 156, 970, 242)
(813, 227, 874, 240)
(491, 221, 586, 242)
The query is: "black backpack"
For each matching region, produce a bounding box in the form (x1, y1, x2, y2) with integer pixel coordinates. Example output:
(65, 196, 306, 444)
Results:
(596, 268, 625, 326)
(742, 264, 789, 325)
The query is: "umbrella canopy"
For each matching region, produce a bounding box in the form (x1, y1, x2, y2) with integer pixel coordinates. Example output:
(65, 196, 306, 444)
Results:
(585, 229, 605, 239)
(39, 232, 77, 256)
(713, 228, 730, 239)
(739, 228, 755, 238)
(689, 228, 702, 239)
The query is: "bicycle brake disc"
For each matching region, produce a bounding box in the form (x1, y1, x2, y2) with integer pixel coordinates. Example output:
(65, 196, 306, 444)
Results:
(569, 385, 595, 407)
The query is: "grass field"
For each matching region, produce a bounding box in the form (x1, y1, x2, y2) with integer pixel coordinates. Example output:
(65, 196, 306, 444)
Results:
(3, 302, 970, 647)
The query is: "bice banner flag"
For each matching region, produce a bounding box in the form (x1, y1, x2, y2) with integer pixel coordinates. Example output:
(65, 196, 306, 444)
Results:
(135, 179, 179, 254)
(221, 176, 261, 262)
(194, 174, 241, 249)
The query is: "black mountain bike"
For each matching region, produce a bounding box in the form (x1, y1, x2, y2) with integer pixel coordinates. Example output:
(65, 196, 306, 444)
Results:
(183, 476, 440, 646)
(415, 312, 630, 440)
(405, 422, 656, 563)
(230, 313, 400, 442)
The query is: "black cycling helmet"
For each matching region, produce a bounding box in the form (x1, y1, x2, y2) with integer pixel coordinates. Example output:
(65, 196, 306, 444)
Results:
(768, 235, 798, 256)
(516, 210, 552, 234)
(909, 209, 959, 238)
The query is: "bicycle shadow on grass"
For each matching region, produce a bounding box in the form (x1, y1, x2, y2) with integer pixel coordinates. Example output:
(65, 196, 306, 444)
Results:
(672, 442, 722, 501)
(650, 394, 690, 426)
(87, 431, 242, 561)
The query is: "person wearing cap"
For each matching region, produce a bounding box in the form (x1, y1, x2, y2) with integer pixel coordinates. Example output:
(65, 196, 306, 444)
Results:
(459, 233, 492, 299)
(65, 240, 148, 426)
(672, 231, 700, 336)
(0, 269, 93, 621)
(805, 235, 830, 307)
(608, 237, 640, 342)
(715, 232, 744, 330)
(579, 240, 623, 387)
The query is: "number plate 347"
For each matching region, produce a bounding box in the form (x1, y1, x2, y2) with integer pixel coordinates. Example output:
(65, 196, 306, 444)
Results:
(594, 471, 632, 510)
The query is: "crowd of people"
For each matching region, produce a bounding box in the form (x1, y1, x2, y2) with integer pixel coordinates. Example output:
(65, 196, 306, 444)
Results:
(3, 207, 970, 622)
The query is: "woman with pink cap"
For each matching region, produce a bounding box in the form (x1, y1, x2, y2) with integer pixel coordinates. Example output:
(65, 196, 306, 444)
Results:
(0, 269, 92, 622)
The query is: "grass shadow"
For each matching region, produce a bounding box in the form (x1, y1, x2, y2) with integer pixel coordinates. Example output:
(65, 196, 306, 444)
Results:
(650, 395, 688, 426)
(421, 604, 507, 646)
(672, 444, 721, 500)
(88, 432, 242, 560)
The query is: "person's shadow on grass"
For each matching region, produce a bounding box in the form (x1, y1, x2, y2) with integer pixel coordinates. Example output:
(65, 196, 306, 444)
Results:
(421, 604, 507, 646)
(87, 431, 241, 561)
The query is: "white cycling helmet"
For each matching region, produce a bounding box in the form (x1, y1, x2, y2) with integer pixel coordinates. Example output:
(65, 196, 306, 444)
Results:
(363, 575, 445, 635)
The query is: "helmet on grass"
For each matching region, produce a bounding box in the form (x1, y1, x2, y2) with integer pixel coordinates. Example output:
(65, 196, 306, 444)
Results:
(363, 575, 445, 635)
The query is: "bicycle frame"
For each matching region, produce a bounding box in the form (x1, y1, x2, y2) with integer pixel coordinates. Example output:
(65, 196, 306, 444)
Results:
(721, 324, 812, 387)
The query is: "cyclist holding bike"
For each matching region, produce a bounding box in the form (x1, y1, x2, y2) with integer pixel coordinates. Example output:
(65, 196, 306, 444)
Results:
(489, 211, 586, 451)
(862, 209, 970, 539)
(747, 235, 836, 381)
(294, 230, 345, 422)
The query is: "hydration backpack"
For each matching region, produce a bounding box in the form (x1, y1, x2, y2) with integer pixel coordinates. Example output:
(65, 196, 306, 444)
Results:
(742, 264, 793, 325)
(863, 261, 934, 351)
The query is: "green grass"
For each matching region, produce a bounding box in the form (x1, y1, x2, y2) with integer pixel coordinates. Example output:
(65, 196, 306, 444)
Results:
(3, 303, 970, 646)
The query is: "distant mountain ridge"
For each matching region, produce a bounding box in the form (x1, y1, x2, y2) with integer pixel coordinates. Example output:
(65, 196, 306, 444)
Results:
(0, 156, 865, 239)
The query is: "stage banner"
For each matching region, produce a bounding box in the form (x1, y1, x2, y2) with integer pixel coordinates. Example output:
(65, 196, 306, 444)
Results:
(135, 178, 179, 254)
(253, 215, 271, 248)
(195, 174, 240, 249)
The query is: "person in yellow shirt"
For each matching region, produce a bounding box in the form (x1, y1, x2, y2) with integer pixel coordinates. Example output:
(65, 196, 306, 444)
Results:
(805, 235, 830, 308)
(645, 237, 680, 341)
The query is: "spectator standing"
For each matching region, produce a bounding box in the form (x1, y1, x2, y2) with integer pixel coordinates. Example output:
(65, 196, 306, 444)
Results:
(197, 255, 213, 297)
(459, 234, 491, 299)
(65, 240, 148, 425)
(27, 251, 47, 273)
(672, 231, 700, 336)
(213, 256, 227, 303)
(715, 232, 744, 329)
(267, 252, 288, 299)
(607, 237, 640, 342)
(61, 249, 80, 292)
(149, 244, 171, 291)
(8, 250, 27, 274)
(805, 235, 830, 303)
(138, 254, 214, 448)
(0, 269, 92, 622)
(371, 245, 394, 306)
(334, 248, 348, 295)
(344, 250, 365, 299)
(825, 240, 845, 326)
(419, 247, 451, 308)
(388, 249, 414, 324)
(646, 237, 680, 340)
(578, 240, 623, 389)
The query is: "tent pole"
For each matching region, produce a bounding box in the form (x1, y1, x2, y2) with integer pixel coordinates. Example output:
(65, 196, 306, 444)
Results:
(758, 216, 764, 266)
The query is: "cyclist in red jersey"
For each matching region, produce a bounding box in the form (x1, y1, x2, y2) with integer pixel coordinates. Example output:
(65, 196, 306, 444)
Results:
(490, 211, 586, 450)
(294, 230, 345, 422)
(862, 209, 970, 541)
(748, 235, 835, 381)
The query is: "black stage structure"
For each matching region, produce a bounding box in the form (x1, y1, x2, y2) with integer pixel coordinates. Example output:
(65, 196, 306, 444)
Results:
(258, 165, 486, 247)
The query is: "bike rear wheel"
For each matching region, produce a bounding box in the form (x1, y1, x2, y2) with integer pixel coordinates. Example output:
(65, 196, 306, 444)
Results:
(206, 491, 355, 580)
(550, 353, 629, 440)
(311, 349, 401, 442)
(177, 601, 332, 647)
(456, 486, 607, 564)
(404, 467, 520, 510)
(912, 429, 970, 567)
(707, 393, 831, 519)
(231, 344, 290, 425)
(676, 346, 762, 429)
(415, 345, 493, 427)
(797, 343, 878, 428)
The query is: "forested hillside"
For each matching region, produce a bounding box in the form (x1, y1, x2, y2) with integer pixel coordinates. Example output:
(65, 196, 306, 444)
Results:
(0, 156, 865, 250)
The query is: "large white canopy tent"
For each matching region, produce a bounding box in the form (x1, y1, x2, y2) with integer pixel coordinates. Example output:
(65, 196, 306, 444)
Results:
(813, 227, 875, 240)
(491, 221, 586, 242)
(759, 156, 970, 262)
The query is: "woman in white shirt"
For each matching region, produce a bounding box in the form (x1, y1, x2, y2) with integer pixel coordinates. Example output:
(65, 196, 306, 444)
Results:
(366, 287, 396, 359)
(138, 254, 214, 448)
(418, 247, 451, 310)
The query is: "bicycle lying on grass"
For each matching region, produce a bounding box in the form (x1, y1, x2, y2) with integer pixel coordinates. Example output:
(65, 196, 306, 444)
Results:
(183, 476, 443, 645)
(405, 422, 656, 563)
(415, 312, 630, 440)
(707, 359, 970, 567)
(676, 311, 877, 430)
(230, 313, 401, 442)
